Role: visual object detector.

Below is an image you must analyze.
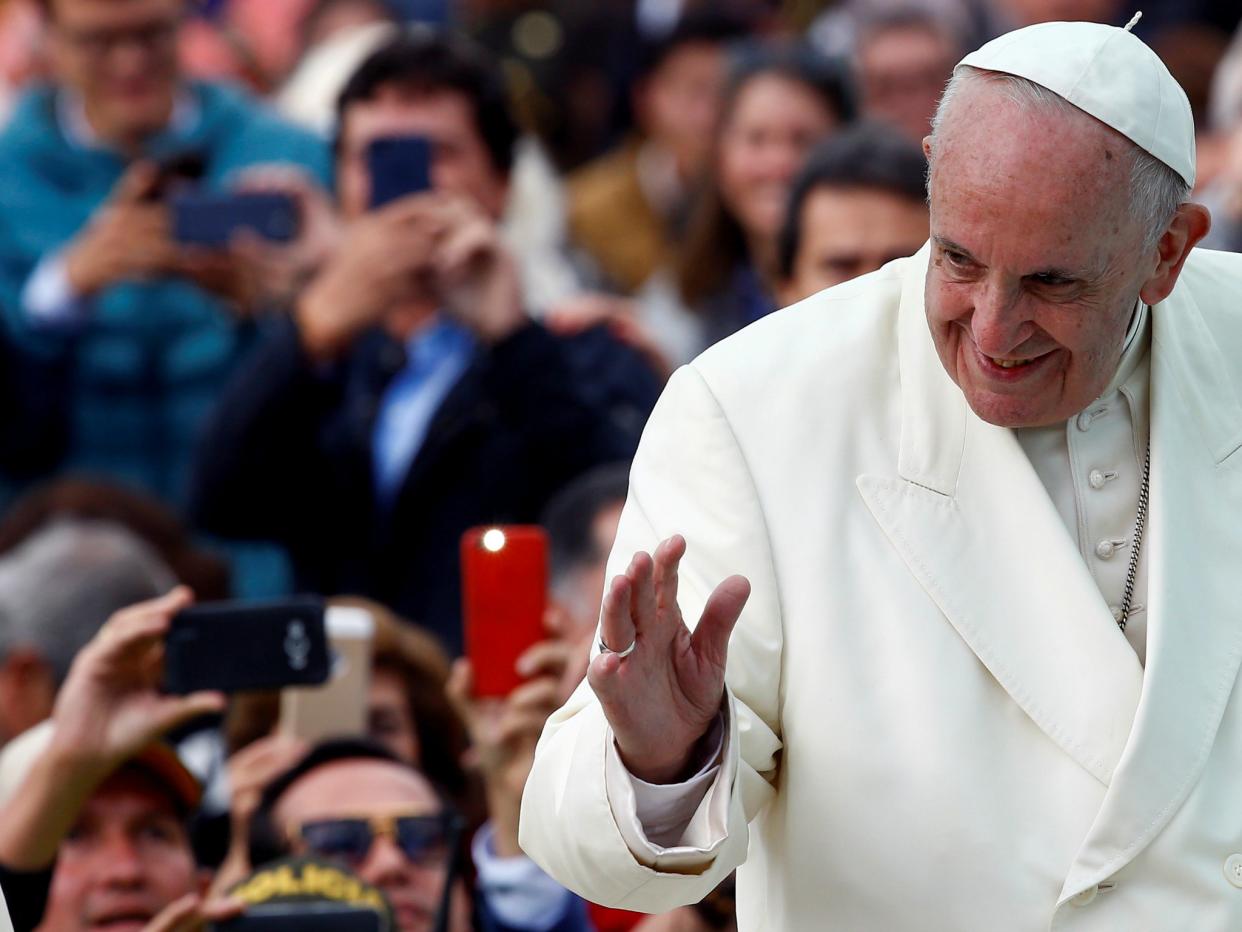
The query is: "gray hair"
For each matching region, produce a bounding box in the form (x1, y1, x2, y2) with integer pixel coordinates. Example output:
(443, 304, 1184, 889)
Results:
(930, 66, 1188, 251)
(0, 520, 177, 684)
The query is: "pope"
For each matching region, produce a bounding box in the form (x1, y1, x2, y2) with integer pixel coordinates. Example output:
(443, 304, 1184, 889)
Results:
(520, 16, 1242, 931)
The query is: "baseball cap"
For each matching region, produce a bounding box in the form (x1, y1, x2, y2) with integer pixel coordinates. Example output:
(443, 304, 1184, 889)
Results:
(0, 720, 202, 813)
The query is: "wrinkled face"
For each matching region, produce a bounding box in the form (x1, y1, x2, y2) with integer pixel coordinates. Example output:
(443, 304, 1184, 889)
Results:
(717, 72, 838, 244)
(336, 86, 508, 221)
(858, 24, 957, 142)
(924, 82, 1153, 428)
(276, 760, 455, 932)
(46, 0, 182, 147)
(40, 770, 198, 932)
(784, 184, 929, 302)
(642, 41, 727, 180)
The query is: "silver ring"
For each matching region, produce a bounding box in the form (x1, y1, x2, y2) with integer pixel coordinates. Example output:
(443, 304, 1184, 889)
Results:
(599, 637, 636, 659)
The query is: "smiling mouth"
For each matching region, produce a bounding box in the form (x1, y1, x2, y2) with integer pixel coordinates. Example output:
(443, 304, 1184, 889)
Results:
(991, 356, 1035, 369)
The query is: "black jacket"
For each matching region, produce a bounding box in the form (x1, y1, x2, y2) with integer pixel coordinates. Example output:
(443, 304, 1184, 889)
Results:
(189, 317, 632, 651)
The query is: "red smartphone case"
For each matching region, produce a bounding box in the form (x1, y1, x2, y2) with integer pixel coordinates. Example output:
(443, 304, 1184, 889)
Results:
(461, 525, 548, 696)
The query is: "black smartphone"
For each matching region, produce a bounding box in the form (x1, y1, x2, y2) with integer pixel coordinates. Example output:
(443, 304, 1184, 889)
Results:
(210, 904, 383, 932)
(366, 135, 432, 209)
(163, 597, 330, 694)
(170, 192, 301, 247)
(143, 150, 207, 202)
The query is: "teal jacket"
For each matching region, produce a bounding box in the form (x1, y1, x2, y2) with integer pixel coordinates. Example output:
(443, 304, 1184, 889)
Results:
(0, 82, 331, 504)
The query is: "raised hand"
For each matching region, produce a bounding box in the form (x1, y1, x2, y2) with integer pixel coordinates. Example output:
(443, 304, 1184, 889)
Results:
(49, 586, 225, 778)
(587, 535, 750, 784)
(0, 588, 225, 871)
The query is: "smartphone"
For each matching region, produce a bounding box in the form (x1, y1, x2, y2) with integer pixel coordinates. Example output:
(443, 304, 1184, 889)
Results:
(366, 135, 432, 210)
(144, 150, 207, 201)
(163, 597, 330, 695)
(279, 606, 374, 743)
(461, 525, 548, 697)
(170, 191, 301, 247)
(211, 904, 383, 932)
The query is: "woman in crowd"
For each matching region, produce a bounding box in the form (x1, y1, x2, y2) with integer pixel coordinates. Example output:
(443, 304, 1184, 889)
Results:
(640, 44, 855, 364)
(549, 44, 854, 372)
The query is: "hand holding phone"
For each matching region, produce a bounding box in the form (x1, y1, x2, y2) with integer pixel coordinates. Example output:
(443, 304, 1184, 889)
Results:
(461, 526, 548, 696)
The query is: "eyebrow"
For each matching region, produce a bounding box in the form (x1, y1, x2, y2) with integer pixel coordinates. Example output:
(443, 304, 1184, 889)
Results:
(933, 236, 976, 261)
(933, 235, 1087, 281)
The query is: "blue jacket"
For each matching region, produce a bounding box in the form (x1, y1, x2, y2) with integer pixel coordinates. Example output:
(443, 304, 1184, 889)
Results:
(0, 82, 331, 504)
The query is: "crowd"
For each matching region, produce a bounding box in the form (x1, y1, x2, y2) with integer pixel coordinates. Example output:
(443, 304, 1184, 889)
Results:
(0, 0, 1238, 929)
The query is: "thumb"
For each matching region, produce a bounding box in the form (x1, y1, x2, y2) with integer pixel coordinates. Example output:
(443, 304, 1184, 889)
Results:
(114, 161, 162, 203)
(690, 575, 750, 670)
(445, 659, 475, 724)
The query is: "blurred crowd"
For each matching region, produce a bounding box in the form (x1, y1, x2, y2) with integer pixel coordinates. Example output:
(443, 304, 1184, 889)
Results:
(0, 0, 1238, 929)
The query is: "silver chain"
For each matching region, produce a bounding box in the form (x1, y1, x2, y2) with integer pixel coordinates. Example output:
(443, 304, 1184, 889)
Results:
(1117, 441, 1151, 631)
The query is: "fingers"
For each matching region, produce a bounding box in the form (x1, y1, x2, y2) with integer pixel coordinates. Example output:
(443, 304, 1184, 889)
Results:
(628, 550, 659, 644)
(444, 658, 475, 725)
(96, 587, 194, 655)
(143, 893, 201, 932)
(144, 893, 244, 932)
(653, 535, 686, 617)
(516, 639, 570, 680)
(113, 161, 161, 204)
(596, 574, 635, 670)
(690, 574, 751, 670)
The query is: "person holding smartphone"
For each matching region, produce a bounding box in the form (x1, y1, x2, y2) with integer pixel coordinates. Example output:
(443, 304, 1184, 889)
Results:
(190, 31, 631, 653)
(0, 0, 331, 515)
(0, 588, 244, 932)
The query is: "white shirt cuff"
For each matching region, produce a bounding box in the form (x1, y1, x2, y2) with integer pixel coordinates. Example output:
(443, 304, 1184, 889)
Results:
(471, 820, 574, 931)
(22, 253, 93, 329)
(604, 711, 729, 871)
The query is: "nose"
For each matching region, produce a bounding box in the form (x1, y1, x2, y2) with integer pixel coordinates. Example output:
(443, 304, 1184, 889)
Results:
(359, 833, 415, 887)
(968, 279, 1034, 357)
(97, 833, 146, 888)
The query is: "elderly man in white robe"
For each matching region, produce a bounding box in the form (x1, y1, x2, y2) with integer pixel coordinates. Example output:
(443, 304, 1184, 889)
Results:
(520, 16, 1242, 931)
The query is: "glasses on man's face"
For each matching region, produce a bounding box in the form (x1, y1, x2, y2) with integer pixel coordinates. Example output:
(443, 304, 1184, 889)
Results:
(291, 810, 460, 871)
(54, 17, 180, 62)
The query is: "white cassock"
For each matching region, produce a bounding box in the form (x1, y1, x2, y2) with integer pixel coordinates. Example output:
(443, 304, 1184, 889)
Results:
(520, 241, 1242, 929)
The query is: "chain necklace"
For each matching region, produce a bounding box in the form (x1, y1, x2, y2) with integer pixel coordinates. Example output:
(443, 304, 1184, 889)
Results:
(1117, 440, 1151, 631)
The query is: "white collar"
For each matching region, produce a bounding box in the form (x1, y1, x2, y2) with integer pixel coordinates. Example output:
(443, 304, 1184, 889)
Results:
(55, 87, 199, 150)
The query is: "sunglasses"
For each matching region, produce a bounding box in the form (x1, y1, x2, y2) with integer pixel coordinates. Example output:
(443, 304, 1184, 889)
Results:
(290, 810, 461, 870)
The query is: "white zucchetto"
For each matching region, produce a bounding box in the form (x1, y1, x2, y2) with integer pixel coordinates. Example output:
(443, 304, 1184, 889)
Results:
(958, 17, 1196, 187)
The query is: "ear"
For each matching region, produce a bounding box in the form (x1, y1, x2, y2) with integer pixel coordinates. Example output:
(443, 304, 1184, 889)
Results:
(1138, 202, 1212, 306)
(922, 134, 933, 160)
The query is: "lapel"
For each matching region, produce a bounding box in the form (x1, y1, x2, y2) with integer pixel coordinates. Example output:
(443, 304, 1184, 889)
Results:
(857, 244, 1144, 788)
(1059, 267, 1242, 900)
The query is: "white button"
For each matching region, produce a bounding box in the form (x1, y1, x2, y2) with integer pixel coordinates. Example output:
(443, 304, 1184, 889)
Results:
(1110, 604, 1124, 622)
(1076, 411, 1095, 431)
(1096, 540, 1117, 559)
(1070, 886, 1098, 906)
(1225, 854, 1242, 888)
(1088, 469, 1107, 489)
